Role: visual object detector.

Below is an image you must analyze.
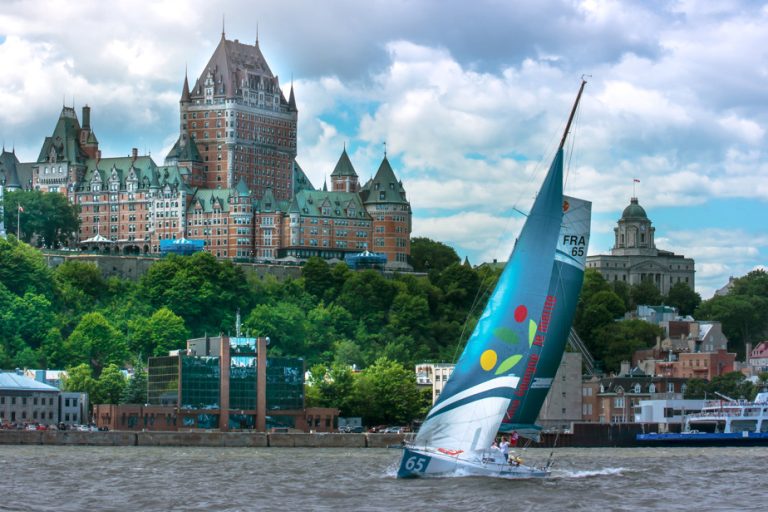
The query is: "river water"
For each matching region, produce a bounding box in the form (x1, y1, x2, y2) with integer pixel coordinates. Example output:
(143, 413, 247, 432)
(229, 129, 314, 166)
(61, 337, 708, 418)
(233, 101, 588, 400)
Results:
(1, 445, 765, 511)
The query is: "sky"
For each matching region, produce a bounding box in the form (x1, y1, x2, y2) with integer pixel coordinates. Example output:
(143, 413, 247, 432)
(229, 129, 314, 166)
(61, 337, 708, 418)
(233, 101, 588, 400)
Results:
(1, 0, 767, 298)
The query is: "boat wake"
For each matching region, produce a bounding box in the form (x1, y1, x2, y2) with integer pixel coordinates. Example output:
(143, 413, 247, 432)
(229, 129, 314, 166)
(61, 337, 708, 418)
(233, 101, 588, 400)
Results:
(551, 467, 626, 479)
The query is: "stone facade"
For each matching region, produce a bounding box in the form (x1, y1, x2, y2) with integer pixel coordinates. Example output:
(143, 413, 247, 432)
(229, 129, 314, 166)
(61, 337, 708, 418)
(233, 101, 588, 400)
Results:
(0, 372, 60, 427)
(586, 197, 694, 295)
(537, 352, 583, 430)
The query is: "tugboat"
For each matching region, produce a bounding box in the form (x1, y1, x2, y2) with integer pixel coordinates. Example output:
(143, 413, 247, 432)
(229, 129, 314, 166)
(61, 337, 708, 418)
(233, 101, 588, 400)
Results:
(637, 392, 768, 446)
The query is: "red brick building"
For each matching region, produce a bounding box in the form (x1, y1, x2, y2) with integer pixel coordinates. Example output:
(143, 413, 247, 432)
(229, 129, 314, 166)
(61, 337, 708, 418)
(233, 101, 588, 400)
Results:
(8, 32, 412, 268)
(655, 349, 735, 380)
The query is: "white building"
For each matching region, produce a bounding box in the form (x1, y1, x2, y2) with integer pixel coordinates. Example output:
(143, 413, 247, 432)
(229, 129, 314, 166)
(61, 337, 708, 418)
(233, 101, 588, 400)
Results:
(415, 363, 454, 404)
(633, 399, 704, 426)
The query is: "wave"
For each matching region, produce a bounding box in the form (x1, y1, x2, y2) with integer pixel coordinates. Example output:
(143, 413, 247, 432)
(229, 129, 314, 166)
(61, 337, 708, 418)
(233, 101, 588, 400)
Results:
(551, 467, 626, 479)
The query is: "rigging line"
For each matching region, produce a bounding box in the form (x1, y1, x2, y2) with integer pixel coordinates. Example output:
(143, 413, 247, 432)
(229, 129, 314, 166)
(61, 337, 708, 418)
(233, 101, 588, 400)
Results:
(563, 100, 583, 192)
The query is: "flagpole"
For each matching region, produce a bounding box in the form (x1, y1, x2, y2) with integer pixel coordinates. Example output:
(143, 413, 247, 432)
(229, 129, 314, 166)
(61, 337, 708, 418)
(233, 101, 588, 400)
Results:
(17, 203, 20, 240)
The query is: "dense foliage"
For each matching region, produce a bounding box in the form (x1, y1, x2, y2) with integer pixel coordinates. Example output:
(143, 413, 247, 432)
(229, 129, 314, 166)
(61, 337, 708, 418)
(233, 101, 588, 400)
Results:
(0, 239, 493, 424)
(695, 270, 768, 359)
(574, 269, 703, 373)
(3, 190, 80, 247)
(683, 371, 768, 401)
(1, 235, 759, 424)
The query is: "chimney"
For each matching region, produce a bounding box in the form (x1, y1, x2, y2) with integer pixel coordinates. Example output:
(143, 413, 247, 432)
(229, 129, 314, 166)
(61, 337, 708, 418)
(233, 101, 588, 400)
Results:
(82, 105, 91, 129)
(620, 360, 630, 376)
(131, 148, 138, 162)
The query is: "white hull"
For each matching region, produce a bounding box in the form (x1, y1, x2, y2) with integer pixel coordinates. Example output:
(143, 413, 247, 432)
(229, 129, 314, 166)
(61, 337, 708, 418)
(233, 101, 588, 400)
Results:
(398, 446, 550, 479)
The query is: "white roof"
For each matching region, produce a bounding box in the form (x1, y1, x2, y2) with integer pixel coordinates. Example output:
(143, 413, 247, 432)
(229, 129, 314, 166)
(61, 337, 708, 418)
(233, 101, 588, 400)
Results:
(81, 234, 114, 243)
(0, 372, 59, 392)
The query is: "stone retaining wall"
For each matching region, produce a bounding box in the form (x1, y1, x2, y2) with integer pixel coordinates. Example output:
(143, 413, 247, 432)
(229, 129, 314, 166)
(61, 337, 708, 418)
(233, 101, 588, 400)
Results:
(0, 430, 401, 448)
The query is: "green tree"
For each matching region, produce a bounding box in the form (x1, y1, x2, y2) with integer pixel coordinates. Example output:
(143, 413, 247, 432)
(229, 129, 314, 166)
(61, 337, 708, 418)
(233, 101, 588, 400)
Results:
(1, 289, 57, 351)
(3, 189, 80, 247)
(305, 363, 357, 415)
(0, 237, 54, 298)
(592, 319, 661, 373)
(348, 358, 428, 426)
(610, 280, 631, 312)
(244, 302, 307, 356)
(121, 359, 148, 404)
(54, 260, 107, 304)
(139, 252, 251, 335)
(332, 339, 365, 368)
(336, 270, 398, 329)
(684, 372, 756, 400)
(731, 269, 768, 297)
(630, 280, 662, 308)
(128, 307, 189, 357)
(63, 312, 128, 377)
(695, 294, 768, 359)
(664, 282, 701, 316)
(13, 346, 41, 369)
(96, 364, 127, 404)
(575, 289, 626, 351)
(302, 257, 335, 301)
(304, 303, 355, 364)
(61, 363, 99, 399)
(409, 237, 460, 272)
(433, 263, 480, 311)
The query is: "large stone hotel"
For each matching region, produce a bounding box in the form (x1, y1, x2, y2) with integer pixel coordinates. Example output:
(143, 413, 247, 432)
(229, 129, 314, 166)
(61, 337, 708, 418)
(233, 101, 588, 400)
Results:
(0, 33, 412, 269)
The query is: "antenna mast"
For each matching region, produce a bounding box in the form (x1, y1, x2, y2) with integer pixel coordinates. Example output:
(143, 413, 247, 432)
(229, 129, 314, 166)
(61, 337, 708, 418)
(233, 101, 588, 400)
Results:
(559, 78, 588, 151)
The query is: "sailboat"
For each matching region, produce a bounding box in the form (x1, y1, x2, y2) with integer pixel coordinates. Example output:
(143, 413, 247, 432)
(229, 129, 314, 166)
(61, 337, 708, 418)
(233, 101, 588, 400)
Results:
(398, 80, 590, 479)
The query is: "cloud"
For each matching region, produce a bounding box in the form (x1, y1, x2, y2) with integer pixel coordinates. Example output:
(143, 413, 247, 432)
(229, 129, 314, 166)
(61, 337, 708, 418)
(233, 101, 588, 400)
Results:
(2, 0, 768, 298)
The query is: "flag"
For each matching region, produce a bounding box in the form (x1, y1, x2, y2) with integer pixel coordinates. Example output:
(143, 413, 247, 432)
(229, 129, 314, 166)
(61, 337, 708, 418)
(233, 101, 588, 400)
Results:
(633, 178, 640, 183)
(17, 205, 24, 213)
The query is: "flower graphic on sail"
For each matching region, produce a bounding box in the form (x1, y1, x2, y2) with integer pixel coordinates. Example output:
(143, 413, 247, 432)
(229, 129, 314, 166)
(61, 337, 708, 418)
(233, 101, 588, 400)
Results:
(479, 304, 539, 375)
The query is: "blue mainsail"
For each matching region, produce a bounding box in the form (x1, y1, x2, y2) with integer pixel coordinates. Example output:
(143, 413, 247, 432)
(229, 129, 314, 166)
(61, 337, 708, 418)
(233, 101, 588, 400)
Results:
(411, 149, 564, 454)
(399, 79, 587, 478)
(500, 195, 591, 438)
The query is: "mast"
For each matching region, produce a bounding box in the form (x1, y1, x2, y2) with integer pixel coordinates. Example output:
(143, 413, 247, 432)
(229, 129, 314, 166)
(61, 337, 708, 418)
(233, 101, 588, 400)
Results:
(558, 79, 587, 151)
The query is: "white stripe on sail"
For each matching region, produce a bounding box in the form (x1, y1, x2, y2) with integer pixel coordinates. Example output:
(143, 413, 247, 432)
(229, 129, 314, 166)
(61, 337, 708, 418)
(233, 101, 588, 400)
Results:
(429, 375, 520, 417)
(416, 396, 511, 452)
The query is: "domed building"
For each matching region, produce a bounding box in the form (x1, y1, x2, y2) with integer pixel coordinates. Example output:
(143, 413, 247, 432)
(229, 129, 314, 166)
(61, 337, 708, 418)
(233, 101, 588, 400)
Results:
(586, 197, 695, 295)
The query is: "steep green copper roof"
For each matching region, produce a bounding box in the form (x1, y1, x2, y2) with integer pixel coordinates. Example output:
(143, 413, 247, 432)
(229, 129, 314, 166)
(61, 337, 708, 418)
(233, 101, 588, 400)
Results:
(36, 107, 88, 165)
(78, 155, 189, 194)
(292, 160, 315, 194)
(330, 148, 358, 177)
(0, 150, 22, 189)
(621, 197, 648, 220)
(189, 188, 232, 213)
(292, 189, 370, 219)
(82, 156, 154, 190)
(234, 176, 250, 196)
(361, 156, 409, 205)
(165, 136, 202, 164)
